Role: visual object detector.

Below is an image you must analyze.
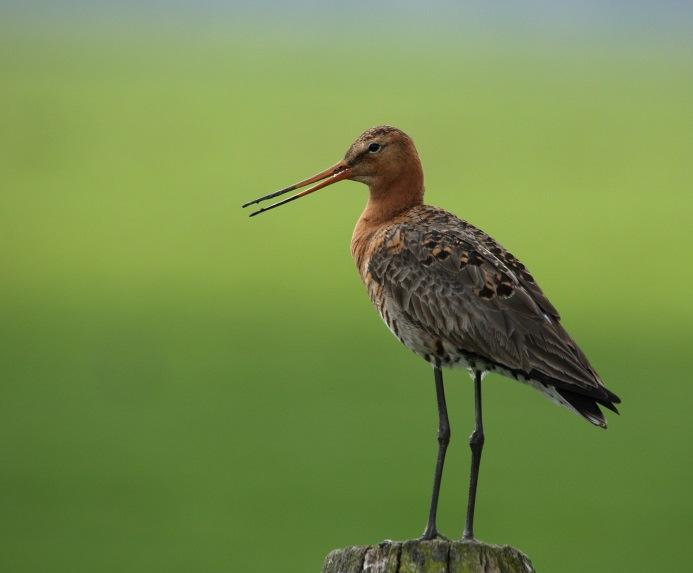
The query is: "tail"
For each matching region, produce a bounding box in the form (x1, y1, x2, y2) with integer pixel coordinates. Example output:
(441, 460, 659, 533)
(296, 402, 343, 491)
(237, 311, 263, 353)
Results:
(555, 386, 621, 429)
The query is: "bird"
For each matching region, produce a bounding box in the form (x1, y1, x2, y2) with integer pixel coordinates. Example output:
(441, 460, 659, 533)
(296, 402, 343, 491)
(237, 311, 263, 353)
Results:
(242, 125, 621, 541)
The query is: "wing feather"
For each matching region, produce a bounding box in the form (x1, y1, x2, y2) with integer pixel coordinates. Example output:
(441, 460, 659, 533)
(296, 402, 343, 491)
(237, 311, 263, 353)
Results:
(367, 206, 619, 406)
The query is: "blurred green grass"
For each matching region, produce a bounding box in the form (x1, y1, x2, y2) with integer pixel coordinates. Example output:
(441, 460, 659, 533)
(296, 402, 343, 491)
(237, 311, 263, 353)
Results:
(1, 27, 692, 572)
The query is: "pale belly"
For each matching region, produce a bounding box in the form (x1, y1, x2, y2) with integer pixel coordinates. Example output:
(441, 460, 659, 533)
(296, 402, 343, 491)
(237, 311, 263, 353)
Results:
(375, 295, 484, 371)
(374, 295, 576, 411)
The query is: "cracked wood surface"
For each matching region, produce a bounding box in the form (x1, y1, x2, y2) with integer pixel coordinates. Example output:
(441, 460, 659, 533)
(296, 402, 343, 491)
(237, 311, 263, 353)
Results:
(321, 540, 535, 573)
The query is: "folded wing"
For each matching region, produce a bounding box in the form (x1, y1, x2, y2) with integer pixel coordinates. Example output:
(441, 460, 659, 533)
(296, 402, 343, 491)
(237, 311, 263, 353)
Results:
(367, 207, 620, 426)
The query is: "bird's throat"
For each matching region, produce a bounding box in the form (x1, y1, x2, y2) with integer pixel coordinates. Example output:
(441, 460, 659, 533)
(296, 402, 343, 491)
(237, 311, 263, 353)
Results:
(351, 169, 424, 277)
(362, 163, 424, 225)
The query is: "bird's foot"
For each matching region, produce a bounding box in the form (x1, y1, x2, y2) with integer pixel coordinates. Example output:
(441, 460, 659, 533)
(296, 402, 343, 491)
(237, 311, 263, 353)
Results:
(419, 528, 450, 541)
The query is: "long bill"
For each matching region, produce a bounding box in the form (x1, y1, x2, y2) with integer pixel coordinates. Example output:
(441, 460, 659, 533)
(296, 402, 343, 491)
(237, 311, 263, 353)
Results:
(242, 161, 351, 217)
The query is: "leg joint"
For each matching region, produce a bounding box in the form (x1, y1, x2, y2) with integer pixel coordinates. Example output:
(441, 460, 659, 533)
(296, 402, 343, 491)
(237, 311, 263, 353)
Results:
(469, 429, 484, 447)
(437, 424, 451, 446)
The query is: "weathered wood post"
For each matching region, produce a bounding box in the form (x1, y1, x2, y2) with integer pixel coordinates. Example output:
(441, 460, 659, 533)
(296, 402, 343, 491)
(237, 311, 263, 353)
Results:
(322, 539, 535, 573)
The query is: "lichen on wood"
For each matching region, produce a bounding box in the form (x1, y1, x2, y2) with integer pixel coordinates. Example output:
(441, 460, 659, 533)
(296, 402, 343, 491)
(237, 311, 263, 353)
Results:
(322, 539, 535, 573)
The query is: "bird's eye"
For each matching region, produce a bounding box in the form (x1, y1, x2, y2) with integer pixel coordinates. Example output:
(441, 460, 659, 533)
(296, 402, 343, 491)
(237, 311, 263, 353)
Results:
(368, 142, 381, 153)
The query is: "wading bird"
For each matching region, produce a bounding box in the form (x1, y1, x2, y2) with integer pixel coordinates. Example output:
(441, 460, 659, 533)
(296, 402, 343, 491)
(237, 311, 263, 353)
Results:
(242, 126, 620, 540)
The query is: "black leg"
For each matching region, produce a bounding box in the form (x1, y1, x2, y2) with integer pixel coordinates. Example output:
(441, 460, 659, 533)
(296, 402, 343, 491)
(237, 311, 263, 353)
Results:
(421, 365, 450, 540)
(463, 370, 485, 540)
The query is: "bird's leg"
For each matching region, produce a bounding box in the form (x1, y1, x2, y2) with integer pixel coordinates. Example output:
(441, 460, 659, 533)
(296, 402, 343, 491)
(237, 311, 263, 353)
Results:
(463, 370, 485, 541)
(421, 365, 451, 540)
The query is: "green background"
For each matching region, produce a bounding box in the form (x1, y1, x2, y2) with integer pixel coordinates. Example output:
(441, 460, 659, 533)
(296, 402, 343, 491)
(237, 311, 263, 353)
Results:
(2, 5, 692, 572)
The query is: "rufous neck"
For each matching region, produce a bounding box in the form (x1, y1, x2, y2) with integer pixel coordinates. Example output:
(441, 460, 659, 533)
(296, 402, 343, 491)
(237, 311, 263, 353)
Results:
(361, 163, 424, 225)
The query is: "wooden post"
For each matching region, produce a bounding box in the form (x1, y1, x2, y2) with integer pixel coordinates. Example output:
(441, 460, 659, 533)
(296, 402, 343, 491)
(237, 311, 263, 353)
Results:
(322, 539, 535, 573)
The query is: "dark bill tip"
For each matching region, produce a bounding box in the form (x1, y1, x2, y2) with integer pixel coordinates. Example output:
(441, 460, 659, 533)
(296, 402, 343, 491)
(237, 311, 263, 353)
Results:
(241, 184, 298, 208)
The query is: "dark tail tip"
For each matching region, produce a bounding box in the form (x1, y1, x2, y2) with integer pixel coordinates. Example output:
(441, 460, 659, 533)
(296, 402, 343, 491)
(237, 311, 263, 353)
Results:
(556, 387, 611, 429)
(604, 387, 622, 404)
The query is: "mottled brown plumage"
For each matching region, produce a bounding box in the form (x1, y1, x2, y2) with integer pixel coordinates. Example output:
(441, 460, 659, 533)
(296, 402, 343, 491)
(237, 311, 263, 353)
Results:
(243, 124, 621, 540)
(345, 126, 619, 426)
(358, 204, 620, 424)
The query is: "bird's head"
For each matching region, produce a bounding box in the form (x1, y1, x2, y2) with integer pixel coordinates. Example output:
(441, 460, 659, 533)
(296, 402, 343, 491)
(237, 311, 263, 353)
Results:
(243, 125, 423, 217)
(343, 126, 420, 188)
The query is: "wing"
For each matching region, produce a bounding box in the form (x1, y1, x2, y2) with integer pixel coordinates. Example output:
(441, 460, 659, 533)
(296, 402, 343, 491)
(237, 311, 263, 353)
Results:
(367, 206, 620, 425)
